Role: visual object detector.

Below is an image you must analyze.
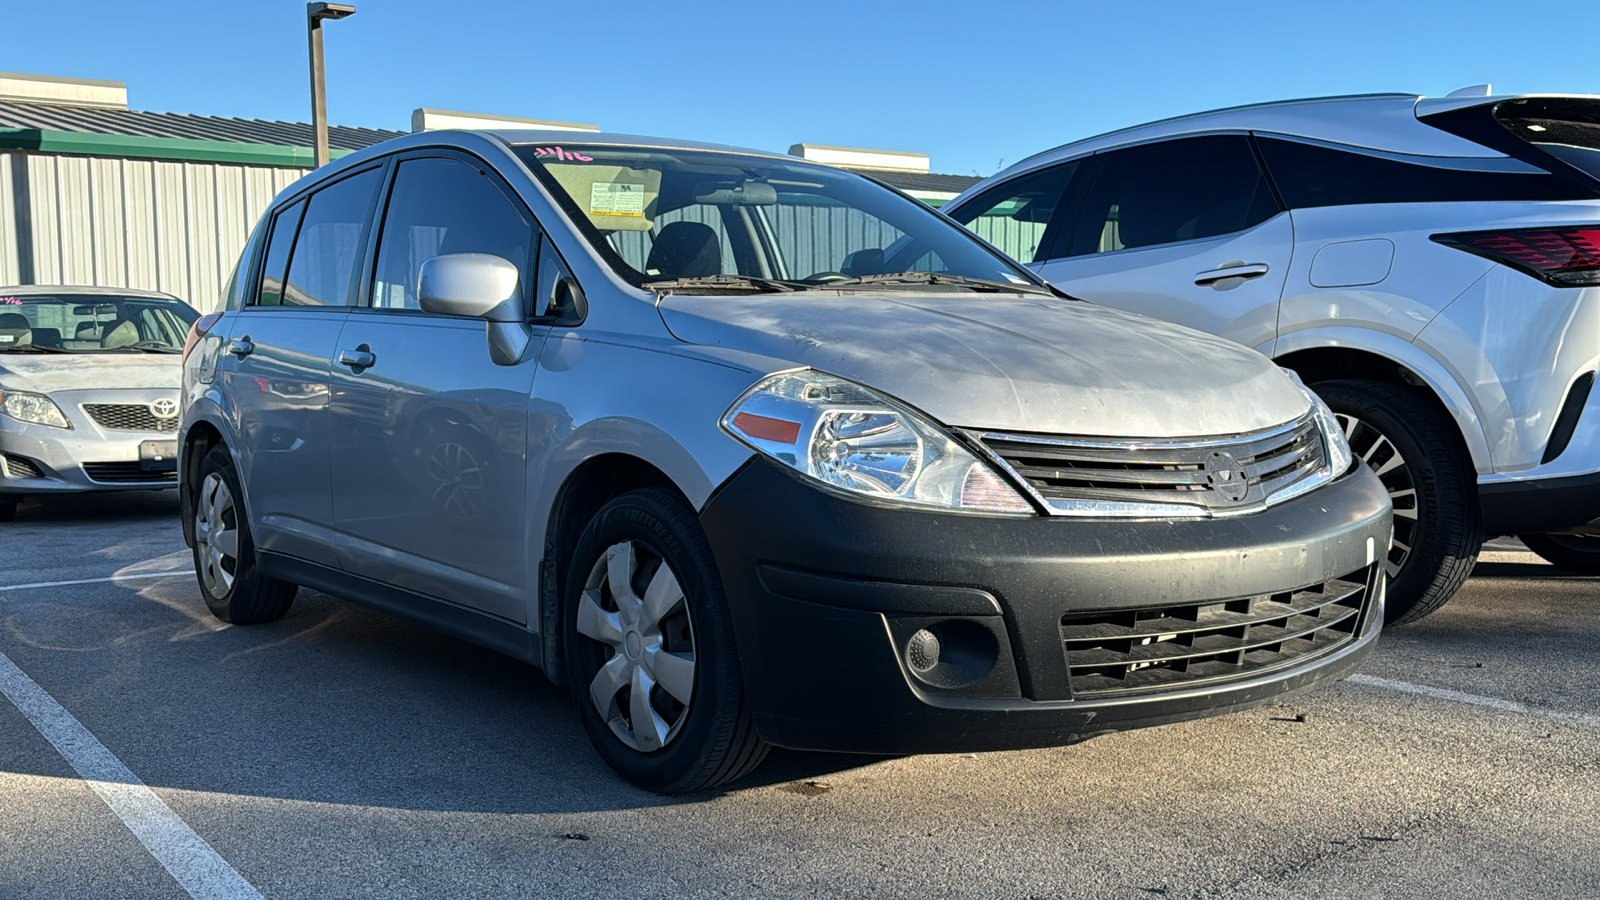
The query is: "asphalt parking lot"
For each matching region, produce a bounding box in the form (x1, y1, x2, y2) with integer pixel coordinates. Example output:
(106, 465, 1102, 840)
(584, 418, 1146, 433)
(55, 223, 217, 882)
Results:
(2, 492, 1597, 899)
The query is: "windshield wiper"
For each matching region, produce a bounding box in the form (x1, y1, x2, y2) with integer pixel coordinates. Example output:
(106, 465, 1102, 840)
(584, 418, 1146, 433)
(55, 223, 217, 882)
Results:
(644, 274, 807, 293)
(824, 271, 1054, 295)
(0, 344, 70, 353)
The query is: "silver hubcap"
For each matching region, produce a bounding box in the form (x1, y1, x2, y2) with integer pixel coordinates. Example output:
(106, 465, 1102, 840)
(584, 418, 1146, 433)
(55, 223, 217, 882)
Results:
(1337, 413, 1417, 579)
(576, 540, 696, 752)
(194, 472, 239, 600)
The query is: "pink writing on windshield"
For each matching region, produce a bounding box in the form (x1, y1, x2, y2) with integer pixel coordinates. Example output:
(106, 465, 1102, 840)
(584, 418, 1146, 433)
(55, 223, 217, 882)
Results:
(0, 297, 19, 305)
(533, 146, 593, 162)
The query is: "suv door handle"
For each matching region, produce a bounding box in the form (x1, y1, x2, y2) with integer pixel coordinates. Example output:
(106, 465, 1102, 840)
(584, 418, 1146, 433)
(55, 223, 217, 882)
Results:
(226, 338, 255, 357)
(337, 347, 377, 370)
(1194, 262, 1270, 285)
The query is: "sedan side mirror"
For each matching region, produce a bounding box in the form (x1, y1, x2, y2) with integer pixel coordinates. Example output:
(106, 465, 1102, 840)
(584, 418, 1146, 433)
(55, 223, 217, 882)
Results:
(418, 253, 526, 323)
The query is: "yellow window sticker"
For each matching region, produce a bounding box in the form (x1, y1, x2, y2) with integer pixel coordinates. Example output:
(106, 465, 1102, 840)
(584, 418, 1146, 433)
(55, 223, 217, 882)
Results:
(591, 182, 647, 217)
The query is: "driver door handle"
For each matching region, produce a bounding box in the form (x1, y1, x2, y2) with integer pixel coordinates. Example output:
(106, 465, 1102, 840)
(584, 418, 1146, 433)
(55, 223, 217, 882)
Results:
(1194, 262, 1270, 285)
(226, 338, 254, 357)
(337, 347, 377, 370)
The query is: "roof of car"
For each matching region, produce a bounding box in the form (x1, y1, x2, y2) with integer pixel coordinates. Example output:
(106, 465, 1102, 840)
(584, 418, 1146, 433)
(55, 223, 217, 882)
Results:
(0, 284, 183, 300)
(961, 92, 1519, 203)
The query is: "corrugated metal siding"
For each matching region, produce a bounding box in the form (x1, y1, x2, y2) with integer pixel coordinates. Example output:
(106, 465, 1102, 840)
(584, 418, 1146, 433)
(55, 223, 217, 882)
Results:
(3, 151, 303, 309)
(966, 215, 1050, 263)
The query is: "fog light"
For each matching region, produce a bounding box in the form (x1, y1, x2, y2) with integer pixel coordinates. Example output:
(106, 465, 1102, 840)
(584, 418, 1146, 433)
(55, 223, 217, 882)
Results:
(907, 628, 942, 673)
(902, 620, 1000, 689)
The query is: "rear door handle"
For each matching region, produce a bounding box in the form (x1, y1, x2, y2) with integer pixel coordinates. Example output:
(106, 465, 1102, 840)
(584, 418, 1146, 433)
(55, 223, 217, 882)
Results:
(337, 346, 377, 370)
(226, 338, 254, 357)
(1194, 262, 1270, 285)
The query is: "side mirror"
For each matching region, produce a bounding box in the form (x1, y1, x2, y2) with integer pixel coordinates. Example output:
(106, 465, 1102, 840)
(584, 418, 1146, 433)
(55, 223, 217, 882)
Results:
(418, 253, 525, 322)
(547, 276, 587, 327)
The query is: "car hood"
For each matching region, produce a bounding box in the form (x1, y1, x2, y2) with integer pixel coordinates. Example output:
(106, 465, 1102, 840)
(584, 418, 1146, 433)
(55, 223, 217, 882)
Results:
(0, 353, 181, 394)
(657, 293, 1308, 437)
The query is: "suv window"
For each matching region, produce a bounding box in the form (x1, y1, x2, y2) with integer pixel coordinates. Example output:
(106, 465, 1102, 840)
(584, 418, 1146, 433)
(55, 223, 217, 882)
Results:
(949, 161, 1080, 263)
(255, 200, 305, 307)
(280, 168, 382, 307)
(1255, 137, 1592, 208)
(1067, 136, 1279, 256)
(372, 157, 538, 311)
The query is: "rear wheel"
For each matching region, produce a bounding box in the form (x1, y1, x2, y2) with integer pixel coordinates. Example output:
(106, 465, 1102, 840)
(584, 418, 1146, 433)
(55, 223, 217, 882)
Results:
(191, 446, 297, 624)
(1311, 380, 1482, 625)
(564, 489, 768, 792)
(1519, 532, 1600, 574)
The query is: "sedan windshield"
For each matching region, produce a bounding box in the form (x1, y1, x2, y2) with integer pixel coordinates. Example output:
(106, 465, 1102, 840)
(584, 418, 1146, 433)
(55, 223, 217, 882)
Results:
(512, 144, 1045, 293)
(0, 293, 199, 353)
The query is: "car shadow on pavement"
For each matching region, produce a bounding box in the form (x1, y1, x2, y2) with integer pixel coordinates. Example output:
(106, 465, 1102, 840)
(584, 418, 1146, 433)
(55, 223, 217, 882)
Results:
(1471, 561, 1597, 579)
(8, 489, 180, 523)
(0, 573, 891, 816)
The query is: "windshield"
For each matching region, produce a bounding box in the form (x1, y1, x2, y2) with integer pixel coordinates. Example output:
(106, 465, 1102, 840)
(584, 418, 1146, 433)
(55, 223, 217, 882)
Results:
(512, 144, 1042, 293)
(0, 293, 199, 353)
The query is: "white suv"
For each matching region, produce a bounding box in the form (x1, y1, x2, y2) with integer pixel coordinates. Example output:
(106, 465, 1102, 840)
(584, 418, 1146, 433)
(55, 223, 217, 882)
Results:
(945, 89, 1600, 624)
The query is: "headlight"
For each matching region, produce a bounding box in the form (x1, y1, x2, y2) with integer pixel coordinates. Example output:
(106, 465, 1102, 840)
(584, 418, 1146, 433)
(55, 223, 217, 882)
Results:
(1282, 370, 1352, 477)
(0, 389, 70, 429)
(722, 370, 1034, 515)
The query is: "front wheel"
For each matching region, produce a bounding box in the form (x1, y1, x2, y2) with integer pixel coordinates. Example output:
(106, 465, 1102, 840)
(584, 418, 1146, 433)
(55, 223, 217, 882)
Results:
(1311, 380, 1482, 625)
(1519, 532, 1600, 574)
(191, 446, 298, 624)
(564, 489, 768, 793)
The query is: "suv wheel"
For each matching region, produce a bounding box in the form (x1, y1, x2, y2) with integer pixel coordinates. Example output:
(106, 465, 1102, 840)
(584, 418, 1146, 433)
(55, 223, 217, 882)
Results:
(1518, 532, 1600, 574)
(564, 489, 768, 792)
(191, 446, 298, 624)
(1312, 380, 1482, 625)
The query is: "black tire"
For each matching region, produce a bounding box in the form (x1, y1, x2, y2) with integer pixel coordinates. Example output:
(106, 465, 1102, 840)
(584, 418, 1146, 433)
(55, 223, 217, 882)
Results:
(1519, 532, 1600, 574)
(564, 488, 768, 793)
(1312, 380, 1482, 625)
(190, 446, 297, 624)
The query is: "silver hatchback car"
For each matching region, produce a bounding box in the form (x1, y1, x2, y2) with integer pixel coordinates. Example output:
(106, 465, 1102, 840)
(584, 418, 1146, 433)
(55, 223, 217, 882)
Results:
(0, 286, 197, 520)
(180, 131, 1391, 791)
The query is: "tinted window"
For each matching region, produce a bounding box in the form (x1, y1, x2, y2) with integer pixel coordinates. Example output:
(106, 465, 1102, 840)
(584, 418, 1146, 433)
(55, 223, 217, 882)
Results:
(1256, 137, 1592, 208)
(282, 168, 381, 307)
(949, 161, 1080, 263)
(255, 200, 305, 307)
(534, 235, 571, 317)
(372, 157, 537, 311)
(1069, 136, 1279, 256)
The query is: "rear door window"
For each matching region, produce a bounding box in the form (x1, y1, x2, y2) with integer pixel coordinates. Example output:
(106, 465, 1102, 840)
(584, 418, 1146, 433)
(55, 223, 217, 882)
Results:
(1067, 136, 1279, 256)
(254, 200, 306, 307)
(281, 168, 382, 307)
(1256, 136, 1593, 207)
(371, 157, 538, 311)
(948, 161, 1080, 263)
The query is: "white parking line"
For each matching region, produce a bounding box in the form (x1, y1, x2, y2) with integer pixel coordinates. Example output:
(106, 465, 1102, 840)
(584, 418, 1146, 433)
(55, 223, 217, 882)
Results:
(1348, 674, 1600, 727)
(0, 571, 190, 593)
(0, 650, 263, 900)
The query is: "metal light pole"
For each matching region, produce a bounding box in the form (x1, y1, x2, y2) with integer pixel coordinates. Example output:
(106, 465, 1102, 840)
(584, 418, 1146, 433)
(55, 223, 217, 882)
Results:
(307, 2, 356, 168)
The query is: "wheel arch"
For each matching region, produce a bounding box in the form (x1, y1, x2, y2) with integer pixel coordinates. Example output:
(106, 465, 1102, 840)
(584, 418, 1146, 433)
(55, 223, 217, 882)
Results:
(179, 419, 227, 548)
(1274, 333, 1491, 473)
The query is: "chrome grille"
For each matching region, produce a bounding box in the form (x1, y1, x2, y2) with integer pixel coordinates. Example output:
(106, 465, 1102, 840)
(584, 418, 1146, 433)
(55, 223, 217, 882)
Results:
(82, 462, 177, 484)
(977, 415, 1326, 516)
(82, 403, 179, 433)
(1061, 567, 1372, 698)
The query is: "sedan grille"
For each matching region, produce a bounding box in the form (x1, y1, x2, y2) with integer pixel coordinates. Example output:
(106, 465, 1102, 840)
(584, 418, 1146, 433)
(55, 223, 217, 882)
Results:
(977, 415, 1326, 516)
(82, 403, 179, 434)
(82, 462, 178, 484)
(1061, 567, 1372, 698)
(2, 453, 45, 479)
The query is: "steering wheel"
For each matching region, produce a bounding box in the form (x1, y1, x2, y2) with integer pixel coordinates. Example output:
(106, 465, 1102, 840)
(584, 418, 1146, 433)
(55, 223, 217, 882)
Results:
(129, 340, 171, 349)
(803, 271, 850, 283)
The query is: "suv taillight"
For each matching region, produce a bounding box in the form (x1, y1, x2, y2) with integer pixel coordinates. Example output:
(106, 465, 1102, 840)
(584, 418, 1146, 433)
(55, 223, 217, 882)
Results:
(1434, 226, 1600, 286)
(182, 312, 223, 364)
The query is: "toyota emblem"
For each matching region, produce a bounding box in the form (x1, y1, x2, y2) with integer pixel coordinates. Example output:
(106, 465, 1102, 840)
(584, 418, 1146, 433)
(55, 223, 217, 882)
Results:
(1203, 451, 1250, 504)
(150, 398, 180, 418)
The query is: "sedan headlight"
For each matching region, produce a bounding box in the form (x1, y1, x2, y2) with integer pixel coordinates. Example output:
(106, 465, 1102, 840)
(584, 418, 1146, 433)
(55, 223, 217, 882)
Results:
(722, 370, 1034, 515)
(1282, 370, 1352, 477)
(0, 389, 70, 429)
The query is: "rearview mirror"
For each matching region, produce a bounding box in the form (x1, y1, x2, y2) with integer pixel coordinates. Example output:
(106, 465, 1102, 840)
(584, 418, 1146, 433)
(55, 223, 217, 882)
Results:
(418, 253, 525, 322)
(693, 180, 777, 206)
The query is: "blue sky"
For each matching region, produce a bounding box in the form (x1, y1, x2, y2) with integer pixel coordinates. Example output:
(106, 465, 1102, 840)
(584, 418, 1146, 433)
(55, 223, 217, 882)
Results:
(8, 0, 1600, 177)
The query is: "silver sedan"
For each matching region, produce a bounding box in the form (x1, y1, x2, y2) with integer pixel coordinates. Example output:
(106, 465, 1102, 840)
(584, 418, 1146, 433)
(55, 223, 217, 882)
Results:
(0, 285, 198, 520)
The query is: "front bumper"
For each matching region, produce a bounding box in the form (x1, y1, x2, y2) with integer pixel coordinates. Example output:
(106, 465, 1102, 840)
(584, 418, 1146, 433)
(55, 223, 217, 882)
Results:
(700, 458, 1392, 755)
(0, 391, 180, 496)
